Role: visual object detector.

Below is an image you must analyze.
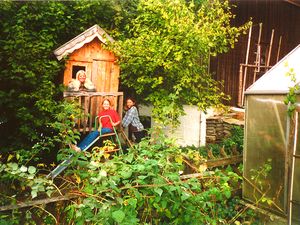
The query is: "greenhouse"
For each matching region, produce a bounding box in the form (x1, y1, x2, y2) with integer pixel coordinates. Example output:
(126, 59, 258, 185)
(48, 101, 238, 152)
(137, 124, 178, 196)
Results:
(244, 44, 300, 224)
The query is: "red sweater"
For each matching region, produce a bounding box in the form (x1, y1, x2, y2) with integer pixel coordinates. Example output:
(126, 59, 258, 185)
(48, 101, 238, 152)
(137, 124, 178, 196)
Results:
(98, 109, 120, 130)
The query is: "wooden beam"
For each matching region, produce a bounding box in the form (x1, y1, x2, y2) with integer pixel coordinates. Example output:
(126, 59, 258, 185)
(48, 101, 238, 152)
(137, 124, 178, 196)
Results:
(240, 64, 272, 69)
(266, 29, 275, 68)
(276, 36, 282, 63)
(284, 0, 300, 7)
(206, 155, 243, 168)
(180, 171, 215, 180)
(241, 25, 253, 106)
(181, 155, 243, 179)
(238, 64, 244, 107)
(0, 194, 77, 212)
(63, 91, 123, 98)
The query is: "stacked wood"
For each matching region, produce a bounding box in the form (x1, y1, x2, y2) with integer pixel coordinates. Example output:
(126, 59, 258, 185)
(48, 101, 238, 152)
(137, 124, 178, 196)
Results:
(206, 117, 219, 143)
(206, 116, 244, 144)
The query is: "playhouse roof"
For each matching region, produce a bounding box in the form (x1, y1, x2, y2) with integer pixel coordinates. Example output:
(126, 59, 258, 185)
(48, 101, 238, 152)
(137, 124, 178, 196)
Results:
(246, 44, 300, 94)
(54, 24, 114, 60)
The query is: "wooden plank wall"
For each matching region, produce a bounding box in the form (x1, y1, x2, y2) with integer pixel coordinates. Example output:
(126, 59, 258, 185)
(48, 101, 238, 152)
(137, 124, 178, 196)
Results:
(63, 38, 120, 93)
(64, 92, 124, 134)
(210, 0, 300, 106)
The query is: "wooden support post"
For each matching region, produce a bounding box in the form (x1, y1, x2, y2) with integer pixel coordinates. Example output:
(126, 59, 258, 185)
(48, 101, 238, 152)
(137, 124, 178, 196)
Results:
(207, 148, 215, 159)
(77, 96, 82, 129)
(89, 96, 94, 132)
(83, 96, 90, 134)
(241, 25, 252, 106)
(238, 64, 244, 107)
(118, 95, 124, 121)
(266, 29, 275, 69)
(276, 35, 282, 63)
(253, 23, 263, 83)
(95, 96, 100, 124)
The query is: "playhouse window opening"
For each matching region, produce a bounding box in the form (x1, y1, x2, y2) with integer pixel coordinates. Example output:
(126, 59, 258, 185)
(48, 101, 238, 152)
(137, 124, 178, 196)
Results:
(72, 65, 86, 79)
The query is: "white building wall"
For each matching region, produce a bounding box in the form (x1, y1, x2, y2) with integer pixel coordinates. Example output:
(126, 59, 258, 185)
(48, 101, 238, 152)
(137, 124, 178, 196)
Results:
(139, 105, 206, 147)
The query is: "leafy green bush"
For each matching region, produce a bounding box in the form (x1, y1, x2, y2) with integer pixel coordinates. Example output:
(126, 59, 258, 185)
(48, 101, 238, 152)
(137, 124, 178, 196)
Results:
(60, 134, 255, 224)
(222, 125, 244, 154)
(183, 125, 244, 158)
(0, 131, 260, 224)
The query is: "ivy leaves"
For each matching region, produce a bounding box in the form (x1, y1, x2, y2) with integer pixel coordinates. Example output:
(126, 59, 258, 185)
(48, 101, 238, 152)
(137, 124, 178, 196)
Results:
(0, 2, 67, 149)
(284, 65, 299, 116)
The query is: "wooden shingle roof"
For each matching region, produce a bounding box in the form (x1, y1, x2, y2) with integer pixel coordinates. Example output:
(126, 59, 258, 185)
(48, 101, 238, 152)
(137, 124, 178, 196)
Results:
(54, 24, 114, 60)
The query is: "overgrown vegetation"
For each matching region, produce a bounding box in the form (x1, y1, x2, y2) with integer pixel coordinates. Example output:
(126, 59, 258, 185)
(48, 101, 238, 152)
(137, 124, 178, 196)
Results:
(0, 132, 262, 224)
(0, 0, 259, 224)
(283, 63, 299, 116)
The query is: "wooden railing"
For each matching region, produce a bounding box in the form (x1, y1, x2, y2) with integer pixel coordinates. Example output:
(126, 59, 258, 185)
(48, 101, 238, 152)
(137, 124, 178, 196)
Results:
(63, 91, 124, 134)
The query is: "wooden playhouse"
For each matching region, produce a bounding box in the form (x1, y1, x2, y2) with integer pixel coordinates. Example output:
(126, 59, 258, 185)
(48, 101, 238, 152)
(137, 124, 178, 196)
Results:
(54, 24, 123, 133)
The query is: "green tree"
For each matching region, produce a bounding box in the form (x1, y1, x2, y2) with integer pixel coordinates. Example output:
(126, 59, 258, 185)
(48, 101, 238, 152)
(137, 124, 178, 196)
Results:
(113, 0, 250, 125)
(0, 1, 129, 152)
(0, 1, 68, 150)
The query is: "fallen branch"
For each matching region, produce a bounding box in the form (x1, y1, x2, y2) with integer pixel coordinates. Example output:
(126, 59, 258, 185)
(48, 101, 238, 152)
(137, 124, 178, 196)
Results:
(206, 155, 242, 168)
(0, 194, 77, 212)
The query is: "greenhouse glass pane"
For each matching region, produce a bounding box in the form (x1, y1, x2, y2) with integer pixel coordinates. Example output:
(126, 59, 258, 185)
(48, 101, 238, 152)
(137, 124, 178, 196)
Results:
(292, 113, 300, 224)
(243, 95, 287, 214)
(292, 159, 300, 224)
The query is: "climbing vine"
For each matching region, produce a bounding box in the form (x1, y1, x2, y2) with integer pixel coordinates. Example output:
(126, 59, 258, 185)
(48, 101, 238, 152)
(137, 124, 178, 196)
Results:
(283, 63, 300, 116)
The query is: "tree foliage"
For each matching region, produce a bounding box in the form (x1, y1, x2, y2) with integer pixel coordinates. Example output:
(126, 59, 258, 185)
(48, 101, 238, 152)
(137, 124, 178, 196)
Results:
(1, 2, 74, 151)
(113, 0, 250, 125)
(0, 1, 131, 152)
